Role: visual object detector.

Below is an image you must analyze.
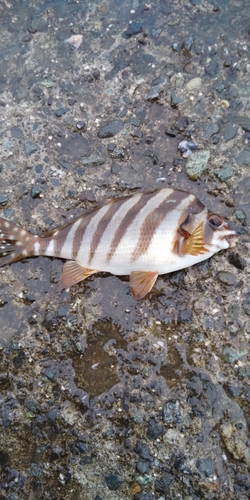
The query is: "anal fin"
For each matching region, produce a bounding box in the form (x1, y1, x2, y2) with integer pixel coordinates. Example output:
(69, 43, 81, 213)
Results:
(59, 261, 96, 288)
(130, 271, 158, 300)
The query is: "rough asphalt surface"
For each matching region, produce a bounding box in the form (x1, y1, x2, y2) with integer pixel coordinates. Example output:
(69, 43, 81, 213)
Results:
(0, 0, 250, 499)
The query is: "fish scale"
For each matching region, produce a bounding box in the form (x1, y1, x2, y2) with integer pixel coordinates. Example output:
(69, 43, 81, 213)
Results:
(0, 188, 238, 299)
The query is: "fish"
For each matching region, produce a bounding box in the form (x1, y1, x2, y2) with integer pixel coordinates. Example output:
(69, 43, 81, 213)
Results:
(0, 188, 238, 300)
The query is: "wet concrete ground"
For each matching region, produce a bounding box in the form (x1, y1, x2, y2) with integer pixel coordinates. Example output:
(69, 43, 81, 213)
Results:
(0, 0, 250, 499)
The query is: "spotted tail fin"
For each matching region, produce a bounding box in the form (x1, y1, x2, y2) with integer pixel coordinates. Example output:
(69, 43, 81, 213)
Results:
(0, 217, 36, 267)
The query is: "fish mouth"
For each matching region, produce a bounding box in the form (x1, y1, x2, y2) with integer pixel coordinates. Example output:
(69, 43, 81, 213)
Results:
(225, 233, 238, 248)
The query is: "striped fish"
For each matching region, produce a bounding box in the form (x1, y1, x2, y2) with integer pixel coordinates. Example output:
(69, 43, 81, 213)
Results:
(0, 188, 238, 299)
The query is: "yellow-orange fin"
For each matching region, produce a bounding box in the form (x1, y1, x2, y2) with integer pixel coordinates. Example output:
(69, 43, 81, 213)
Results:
(181, 221, 208, 256)
(130, 271, 158, 300)
(59, 261, 96, 288)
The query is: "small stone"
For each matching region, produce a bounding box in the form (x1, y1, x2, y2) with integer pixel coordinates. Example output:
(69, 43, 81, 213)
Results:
(203, 122, 220, 139)
(98, 120, 124, 138)
(215, 165, 234, 182)
(155, 474, 174, 493)
(145, 85, 162, 101)
(162, 400, 183, 425)
(107, 143, 116, 152)
(235, 148, 250, 167)
(55, 107, 70, 117)
(184, 36, 193, 51)
(111, 163, 120, 174)
(0, 193, 9, 206)
(186, 77, 202, 91)
(217, 271, 236, 286)
(237, 117, 250, 132)
(136, 461, 149, 474)
(171, 91, 182, 107)
(31, 185, 42, 198)
(76, 121, 86, 130)
(172, 42, 182, 52)
(24, 141, 40, 155)
(105, 473, 123, 491)
(228, 252, 246, 270)
(123, 22, 142, 38)
(224, 123, 238, 142)
(222, 348, 246, 364)
(213, 81, 225, 93)
(185, 150, 210, 180)
(81, 154, 105, 166)
(235, 209, 246, 221)
(147, 419, 164, 440)
(134, 492, 153, 500)
(57, 159, 71, 170)
(11, 126, 23, 139)
(57, 305, 69, 317)
(196, 457, 214, 477)
(243, 301, 250, 316)
(205, 60, 219, 77)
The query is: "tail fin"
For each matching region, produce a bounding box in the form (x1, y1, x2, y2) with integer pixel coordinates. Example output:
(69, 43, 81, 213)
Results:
(0, 217, 35, 267)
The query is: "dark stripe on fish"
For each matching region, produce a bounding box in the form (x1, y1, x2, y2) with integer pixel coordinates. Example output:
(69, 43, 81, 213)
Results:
(107, 190, 159, 262)
(131, 190, 190, 261)
(88, 196, 130, 264)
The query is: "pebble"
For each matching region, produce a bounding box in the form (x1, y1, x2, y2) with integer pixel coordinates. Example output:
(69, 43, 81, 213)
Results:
(235, 148, 250, 167)
(217, 271, 236, 286)
(145, 85, 162, 101)
(215, 165, 234, 182)
(243, 301, 250, 316)
(222, 348, 246, 364)
(213, 81, 225, 93)
(31, 185, 42, 198)
(81, 154, 105, 166)
(11, 126, 23, 139)
(136, 461, 149, 474)
(171, 91, 182, 107)
(24, 141, 40, 156)
(98, 120, 124, 138)
(178, 140, 198, 158)
(196, 457, 214, 477)
(105, 473, 123, 490)
(185, 77, 202, 91)
(162, 400, 183, 425)
(203, 122, 220, 139)
(237, 116, 250, 132)
(55, 107, 70, 117)
(224, 123, 238, 142)
(76, 121, 86, 130)
(134, 492, 153, 500)
(155, 474, 174, 493)
(228, 252, 246, 270)
(185, 150, 210, 180)
(122, 21, 142, 38)
(57, 159, 71, 170)
(147, 419, 164, 440)
(205, 60, 219, 77)
(0, 193, 9, 206)
(235, 208, 246, 221)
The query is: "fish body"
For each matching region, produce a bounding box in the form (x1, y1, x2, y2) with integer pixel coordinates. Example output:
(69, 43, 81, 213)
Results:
(0, 188, 238, 299)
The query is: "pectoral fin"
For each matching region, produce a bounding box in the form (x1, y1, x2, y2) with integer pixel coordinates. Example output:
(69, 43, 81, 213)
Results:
(59, 261, 96, 288)
(130, 271, 158, 300)
(180, 221, 208, 256)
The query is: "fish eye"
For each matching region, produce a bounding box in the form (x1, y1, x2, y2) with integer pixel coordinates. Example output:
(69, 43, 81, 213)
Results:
(208, 214, 223, 228)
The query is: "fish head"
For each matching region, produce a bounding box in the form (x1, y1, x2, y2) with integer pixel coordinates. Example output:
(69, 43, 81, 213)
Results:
(176, 208, 238, 257)
(203, 211, 238, 251)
